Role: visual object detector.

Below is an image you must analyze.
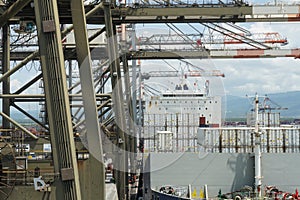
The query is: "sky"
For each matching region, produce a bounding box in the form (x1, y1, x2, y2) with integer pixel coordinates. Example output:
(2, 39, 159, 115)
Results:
(214, 21, 300, 97)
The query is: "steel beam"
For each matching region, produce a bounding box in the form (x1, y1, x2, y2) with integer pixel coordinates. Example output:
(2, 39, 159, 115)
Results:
(34, 0, 81, 199)
(0, 0, 32, 27)
(1, 24, 10, 129)
(128, 48, 300, 59)
(115, 6, 252, 17)
(0, 51, 39, 83)
(122, 55, 137, 197)
(6, 48, 299, 64)
(130, 25, 139, 196)
(0, 47, 107, 61)
(112, 4, 300, 23)
(70, 0, 105, 199)
(104, 3, 128, 199)
(0, 94, 110, 98)
(13, 73, 43, 94)
(11, 103, 48, 130)
(5, 3, 300, 24)
(128, 50, 211, 59)
(0, 112, 38, 139)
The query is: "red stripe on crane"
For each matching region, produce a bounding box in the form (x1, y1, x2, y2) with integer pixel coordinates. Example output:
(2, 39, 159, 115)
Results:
(264, 40, 288, 44)
(233, 49, 264, 58)
(288, 14, 300, 21)
(289, 49, 300, 58)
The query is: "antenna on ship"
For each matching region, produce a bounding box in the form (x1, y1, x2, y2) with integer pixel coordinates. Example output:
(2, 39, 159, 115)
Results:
(254, 93, 262, 198)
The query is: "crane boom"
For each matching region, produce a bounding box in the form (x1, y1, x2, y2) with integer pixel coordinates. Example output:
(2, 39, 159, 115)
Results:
(141, 70, 224, 80)
(138, 32, 288, 47)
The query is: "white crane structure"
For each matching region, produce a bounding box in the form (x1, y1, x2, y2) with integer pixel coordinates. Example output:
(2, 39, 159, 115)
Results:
(141, 70, 224, 80)
(138, 32, 288, 48)
(131, 20, 299, 59)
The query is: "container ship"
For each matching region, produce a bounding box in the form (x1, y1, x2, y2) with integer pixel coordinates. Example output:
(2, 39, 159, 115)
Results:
(142, 80, 300, 200)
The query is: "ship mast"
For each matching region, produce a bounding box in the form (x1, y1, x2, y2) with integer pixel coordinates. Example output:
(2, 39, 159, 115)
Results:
(254, 94, 262, 197)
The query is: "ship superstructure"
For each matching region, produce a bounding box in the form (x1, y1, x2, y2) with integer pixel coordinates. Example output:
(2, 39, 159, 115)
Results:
(143, 79, 222, 152)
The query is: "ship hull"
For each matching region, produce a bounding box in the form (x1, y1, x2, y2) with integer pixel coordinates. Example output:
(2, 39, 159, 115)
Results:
(144, 152, 300, 199)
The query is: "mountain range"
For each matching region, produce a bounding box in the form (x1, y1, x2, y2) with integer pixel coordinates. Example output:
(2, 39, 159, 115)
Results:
(225, 91, 300, 119)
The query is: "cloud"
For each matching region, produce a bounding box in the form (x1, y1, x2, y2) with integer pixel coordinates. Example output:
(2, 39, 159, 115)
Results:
(11, 79, 23, 91)
(10, 68, 40, 94)
(211, 20, 300, 96)
(214, 54, 300, 96)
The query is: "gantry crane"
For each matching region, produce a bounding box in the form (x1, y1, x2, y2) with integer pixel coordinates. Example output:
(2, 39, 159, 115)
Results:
(260, 95, 288, 112)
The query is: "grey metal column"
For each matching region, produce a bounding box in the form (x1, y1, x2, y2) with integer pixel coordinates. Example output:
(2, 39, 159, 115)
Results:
(34, 0, 81, 199)
(104, 3, 127, 200)
(131, 25, 138, 158)
(70, 0, 105, 199)
(1, 24, 10, 129)
(68, 60, 73, 89)
(122, 54, 137, 198)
